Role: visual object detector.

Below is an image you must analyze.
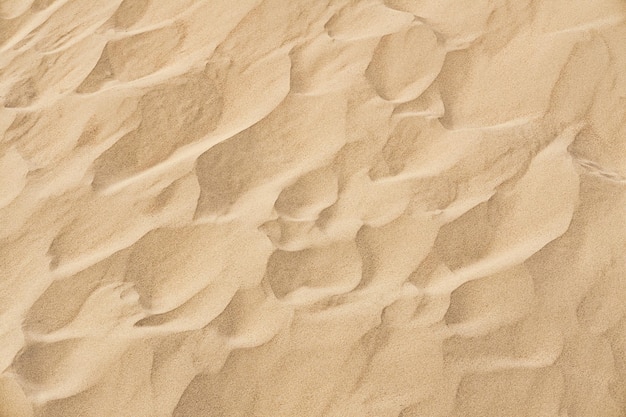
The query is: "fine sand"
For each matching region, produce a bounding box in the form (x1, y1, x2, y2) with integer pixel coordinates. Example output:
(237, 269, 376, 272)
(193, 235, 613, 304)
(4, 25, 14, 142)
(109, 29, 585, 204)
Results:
(1, 0, 626, 416)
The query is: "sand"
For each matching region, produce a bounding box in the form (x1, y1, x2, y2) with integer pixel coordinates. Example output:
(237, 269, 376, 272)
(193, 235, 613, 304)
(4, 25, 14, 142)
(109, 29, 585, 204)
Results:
(0, 0, 625, 416)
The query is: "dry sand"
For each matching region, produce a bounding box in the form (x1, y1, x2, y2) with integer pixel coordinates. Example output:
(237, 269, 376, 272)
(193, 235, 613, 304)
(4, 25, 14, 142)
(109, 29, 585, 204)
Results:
(1, 0, 626, 416)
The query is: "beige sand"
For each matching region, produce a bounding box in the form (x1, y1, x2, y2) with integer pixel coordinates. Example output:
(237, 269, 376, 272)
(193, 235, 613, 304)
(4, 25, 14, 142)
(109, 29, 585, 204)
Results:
(1, 0, 626, 416)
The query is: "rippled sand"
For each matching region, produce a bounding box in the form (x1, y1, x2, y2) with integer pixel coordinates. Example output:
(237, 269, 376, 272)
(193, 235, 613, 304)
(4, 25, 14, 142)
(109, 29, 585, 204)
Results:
(1, 0, 626, 416)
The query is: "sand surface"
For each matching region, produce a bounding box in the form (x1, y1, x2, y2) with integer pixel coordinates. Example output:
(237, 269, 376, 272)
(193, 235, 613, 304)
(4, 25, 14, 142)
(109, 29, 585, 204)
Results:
(1, 0, 626, 416)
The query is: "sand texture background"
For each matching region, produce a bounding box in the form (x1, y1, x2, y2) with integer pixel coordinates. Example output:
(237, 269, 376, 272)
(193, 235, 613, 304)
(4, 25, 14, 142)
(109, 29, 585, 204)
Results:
(1, 0, 626, 416)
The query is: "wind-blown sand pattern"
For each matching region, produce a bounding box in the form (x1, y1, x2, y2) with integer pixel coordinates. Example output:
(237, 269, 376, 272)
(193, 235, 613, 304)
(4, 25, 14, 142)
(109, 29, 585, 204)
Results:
(1, 0, 626, 416)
